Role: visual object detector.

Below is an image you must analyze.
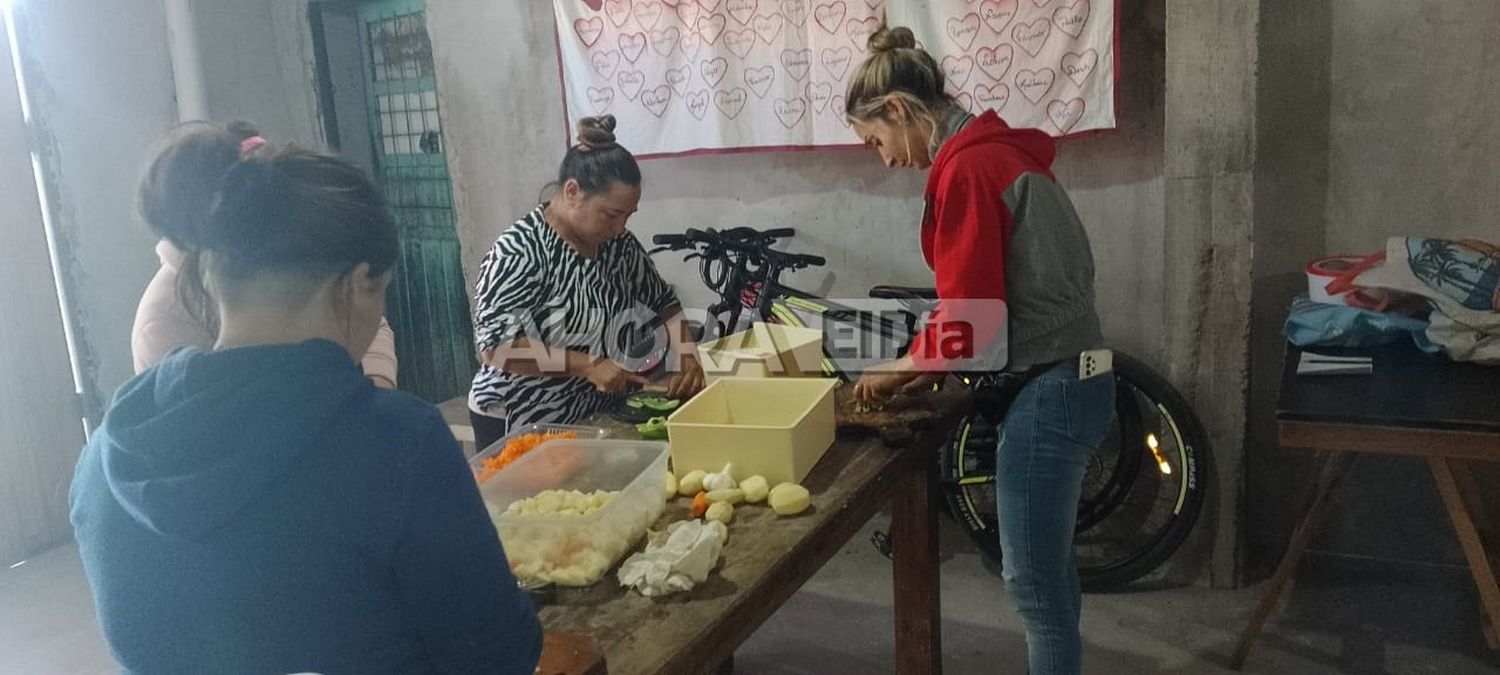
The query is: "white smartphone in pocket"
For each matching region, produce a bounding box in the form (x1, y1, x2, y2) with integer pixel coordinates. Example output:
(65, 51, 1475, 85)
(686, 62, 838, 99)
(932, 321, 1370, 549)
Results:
(1080, 349, 1114, 380)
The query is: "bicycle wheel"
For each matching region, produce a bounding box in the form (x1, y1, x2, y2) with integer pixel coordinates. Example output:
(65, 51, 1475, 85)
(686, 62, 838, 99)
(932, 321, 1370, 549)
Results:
(938, 353, 1211, 592)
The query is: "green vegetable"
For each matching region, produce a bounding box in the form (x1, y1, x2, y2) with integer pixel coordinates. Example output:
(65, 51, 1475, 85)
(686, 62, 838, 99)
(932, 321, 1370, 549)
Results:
(636, 416, 670, 440)
(635, 395, 680, 412)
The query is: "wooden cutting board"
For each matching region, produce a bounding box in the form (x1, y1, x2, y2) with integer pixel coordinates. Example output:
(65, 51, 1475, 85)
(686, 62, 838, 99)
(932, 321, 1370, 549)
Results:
(833, 379, 970, 446)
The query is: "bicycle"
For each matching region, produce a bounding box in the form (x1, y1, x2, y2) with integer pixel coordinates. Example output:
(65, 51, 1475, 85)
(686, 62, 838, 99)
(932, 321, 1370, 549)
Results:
(649, 226, 1211, 591)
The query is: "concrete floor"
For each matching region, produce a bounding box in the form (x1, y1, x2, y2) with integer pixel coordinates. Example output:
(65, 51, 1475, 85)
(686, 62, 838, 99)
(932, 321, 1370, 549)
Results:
(4, 517, 1498, 674)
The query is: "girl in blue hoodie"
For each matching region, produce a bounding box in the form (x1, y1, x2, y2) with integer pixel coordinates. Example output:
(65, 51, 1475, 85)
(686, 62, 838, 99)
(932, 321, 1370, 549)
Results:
(70, 124, 542, 674)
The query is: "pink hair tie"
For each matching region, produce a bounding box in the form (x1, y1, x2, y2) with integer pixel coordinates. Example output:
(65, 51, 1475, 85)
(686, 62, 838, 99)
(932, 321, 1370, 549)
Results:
(239, 136, 267, 155)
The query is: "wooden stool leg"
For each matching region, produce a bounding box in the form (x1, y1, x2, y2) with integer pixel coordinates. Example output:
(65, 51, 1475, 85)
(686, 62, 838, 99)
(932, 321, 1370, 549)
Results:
(1450, 462, 1500, 649)
(1430, 458, 1500, 651)
(891, 456, 942, 674)
(1230, 451, 1354, 670)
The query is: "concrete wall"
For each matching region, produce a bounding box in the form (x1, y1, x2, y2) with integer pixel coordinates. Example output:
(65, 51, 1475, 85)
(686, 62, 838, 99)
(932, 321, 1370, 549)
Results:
(10, 0, 180, 413)
(194, 0, 324, 145)
(428, 0, 1167, 365)
(1324, 0, 1500, 253)
(1242, 0, 1499, 576)
(1245, 0, 1332, 577)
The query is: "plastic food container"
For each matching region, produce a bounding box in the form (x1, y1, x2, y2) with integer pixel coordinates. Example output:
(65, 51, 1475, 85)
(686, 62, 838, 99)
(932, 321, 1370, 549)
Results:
(469, 423, 610, 482)
(478, 439, 669, 587)
(667, 377, 838, 485)
(697, 322, 824, 383)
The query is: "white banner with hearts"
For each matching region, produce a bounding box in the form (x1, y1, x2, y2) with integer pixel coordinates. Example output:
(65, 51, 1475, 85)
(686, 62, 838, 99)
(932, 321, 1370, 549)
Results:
(555, 0, 884, 157)
(885, 0, 1115, 136)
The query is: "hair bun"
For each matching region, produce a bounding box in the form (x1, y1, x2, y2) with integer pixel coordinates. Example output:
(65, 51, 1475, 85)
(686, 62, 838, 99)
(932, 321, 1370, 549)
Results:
(867, 26, 917, 54)
(576, 115, 619, 151)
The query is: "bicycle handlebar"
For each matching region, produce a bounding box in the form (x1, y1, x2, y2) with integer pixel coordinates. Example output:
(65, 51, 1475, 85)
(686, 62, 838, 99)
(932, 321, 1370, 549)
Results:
(651, 226, 824, 268)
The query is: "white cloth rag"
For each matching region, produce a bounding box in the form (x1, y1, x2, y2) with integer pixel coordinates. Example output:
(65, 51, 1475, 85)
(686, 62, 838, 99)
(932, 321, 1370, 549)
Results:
(617, 520, 727, 597)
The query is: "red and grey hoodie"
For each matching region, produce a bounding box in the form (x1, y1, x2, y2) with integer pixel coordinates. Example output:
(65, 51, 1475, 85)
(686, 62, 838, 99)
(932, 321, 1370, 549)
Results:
(907, 110, 1103, 372)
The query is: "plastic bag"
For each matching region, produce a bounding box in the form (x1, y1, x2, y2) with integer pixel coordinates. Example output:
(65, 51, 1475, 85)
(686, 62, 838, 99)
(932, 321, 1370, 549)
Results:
(1283, 295, 1438, 352)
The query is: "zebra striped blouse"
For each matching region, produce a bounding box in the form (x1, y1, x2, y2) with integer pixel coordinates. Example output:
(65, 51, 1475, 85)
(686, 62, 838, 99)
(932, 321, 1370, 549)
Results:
(468, 205, 678, 425)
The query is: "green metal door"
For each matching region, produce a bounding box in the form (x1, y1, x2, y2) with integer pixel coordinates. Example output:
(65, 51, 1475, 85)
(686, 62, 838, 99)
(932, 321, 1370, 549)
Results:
(357, 0, 475, 402)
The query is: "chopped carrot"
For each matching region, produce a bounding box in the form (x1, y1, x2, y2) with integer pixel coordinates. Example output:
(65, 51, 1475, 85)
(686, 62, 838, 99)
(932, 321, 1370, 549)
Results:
(691, 491, 711, 519)
(475, 431, 579, 484)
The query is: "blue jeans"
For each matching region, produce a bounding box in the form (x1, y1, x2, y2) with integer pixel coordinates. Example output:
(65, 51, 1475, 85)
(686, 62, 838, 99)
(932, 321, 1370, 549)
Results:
(996, 363, 1115, 675)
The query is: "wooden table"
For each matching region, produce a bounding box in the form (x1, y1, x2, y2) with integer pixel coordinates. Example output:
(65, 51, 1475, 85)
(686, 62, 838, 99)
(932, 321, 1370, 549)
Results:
(1230, 345, 1500, 669)
(532, 390, 965, 675)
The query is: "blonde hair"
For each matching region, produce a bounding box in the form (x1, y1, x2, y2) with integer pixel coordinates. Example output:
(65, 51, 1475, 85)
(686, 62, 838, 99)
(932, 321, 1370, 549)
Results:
(844, 26, 953, 127)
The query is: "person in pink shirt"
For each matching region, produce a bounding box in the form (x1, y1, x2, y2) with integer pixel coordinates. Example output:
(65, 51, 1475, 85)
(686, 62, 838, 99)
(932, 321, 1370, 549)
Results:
(130, 121, 398, 388)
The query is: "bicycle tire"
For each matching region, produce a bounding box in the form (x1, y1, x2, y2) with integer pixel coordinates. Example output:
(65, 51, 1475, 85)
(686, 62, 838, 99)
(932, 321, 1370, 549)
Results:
(938, 353, 1211, 592)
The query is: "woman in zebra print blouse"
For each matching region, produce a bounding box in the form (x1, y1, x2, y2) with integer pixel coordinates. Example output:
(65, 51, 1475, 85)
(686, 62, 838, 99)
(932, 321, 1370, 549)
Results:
(468, 116, 704, 450)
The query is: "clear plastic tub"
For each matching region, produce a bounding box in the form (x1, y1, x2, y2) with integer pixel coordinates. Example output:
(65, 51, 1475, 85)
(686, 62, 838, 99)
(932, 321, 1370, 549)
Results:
(469, 423, 609, 483)
(478, 438, 669, 587)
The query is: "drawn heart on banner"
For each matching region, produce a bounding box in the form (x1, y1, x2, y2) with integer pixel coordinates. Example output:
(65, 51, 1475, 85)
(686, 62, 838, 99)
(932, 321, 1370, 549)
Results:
(635, 1, 665, 29)
(831, 94, 849, 126)
(642, 85, 673, 117)
(591, 50, 622, 79)
(681, 31, 704, 58)
(619, 33, 648, 63)
(1053, 0, 1090, 38)
(715, 87, 749, 118)
(651, 27, 682, 57)
(574, 17, 605, 47)
(745, 65, 776, 98)
(955, 91, 975, 113)
(618, 69, 646, 100)
(807, 81, 833, 112)
(583, 0, 603, 10)
(604, 0, 631, 28)
(781, 48, 812, 81)
(1015, 67, 1055, 103)
(699, 0, 725, 10)
(666, 64, 692, 96)
(782, 0, 809, 27)
(846, 16, 880, 50)
(978, 0, 1018, 34)
(864, 0, 883, 7)
(724, 29, 756, 58)
(976, 44, 1013, 82)
(774, 97, 808, 128)
(1012, 18, 1051, 57)
(975, 82, 1010, 109)
(1047, 97, 1085, 133)
(700, 57, 729, 86)
(727, 0, 758, 26)
(1061, 48, 1097, 86)
(676, 2, 701, 27)
(753, 13, 785, 43)
(587, 86, 615, 114)
(946, 14, 980, 51)
(1031, 0, 1051, 5)
(942, 55, 975, 90)
(687, 89, 710, 119)
(822, 46, 852, 80)
(814, 2, 847, 35)
(697, 14, 728, 43)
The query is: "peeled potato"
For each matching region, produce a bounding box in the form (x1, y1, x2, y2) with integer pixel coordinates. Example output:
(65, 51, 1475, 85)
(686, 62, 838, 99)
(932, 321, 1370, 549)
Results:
(705, 501, 734, 525)
(678, 470, 707, 496)
(707, 488, 745, 505)
(664, 472, 678, 500)
(740, 475, 770, 504)
(769, 483, 811, 516)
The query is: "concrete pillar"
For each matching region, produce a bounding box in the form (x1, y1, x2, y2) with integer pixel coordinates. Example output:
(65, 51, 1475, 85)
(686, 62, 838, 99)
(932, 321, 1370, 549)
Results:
(1163, 0, 1259, 587)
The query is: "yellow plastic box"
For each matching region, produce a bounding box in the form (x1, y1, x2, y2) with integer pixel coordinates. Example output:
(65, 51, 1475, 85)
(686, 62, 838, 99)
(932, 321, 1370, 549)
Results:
(666, 377, 838, 485)
(696, 322, 823, 383)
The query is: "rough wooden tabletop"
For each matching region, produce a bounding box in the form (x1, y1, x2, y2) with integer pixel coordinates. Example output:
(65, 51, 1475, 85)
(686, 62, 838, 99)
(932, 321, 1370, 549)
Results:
(537, 431, 913, 674)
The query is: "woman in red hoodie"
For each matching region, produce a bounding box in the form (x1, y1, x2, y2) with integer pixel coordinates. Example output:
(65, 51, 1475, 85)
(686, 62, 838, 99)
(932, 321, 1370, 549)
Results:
(847, 27, 1114, 675)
